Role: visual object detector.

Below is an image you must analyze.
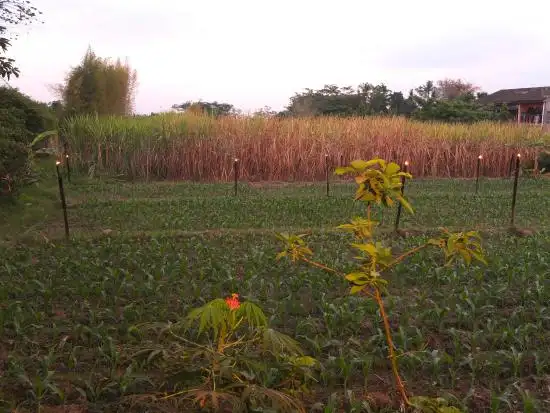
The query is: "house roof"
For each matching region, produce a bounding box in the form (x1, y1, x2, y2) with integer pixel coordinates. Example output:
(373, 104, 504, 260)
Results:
(480, 87, 550, 104)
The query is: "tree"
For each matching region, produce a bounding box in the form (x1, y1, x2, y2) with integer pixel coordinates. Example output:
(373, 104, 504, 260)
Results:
(0, 0, 42, 79)
(388, 91, 416, 116)
(412, 96, 512, 123)
(412, 80, 438, 109)
(56, 48, 138, 116)
(171, 100, 236, 117)
(435, 78, 479, 101)
(253, 106, 278, 117)
(0, 86, 55, 143)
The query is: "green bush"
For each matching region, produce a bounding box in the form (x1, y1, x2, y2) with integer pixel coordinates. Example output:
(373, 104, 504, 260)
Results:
(539, 151, 550, 173)
(0, 139, 30, 196)
(0, 86, 56, 145)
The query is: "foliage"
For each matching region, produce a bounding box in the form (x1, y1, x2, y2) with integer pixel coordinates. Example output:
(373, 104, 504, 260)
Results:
(283, 78, 509, 122)
(0, 0, 42, 79)
(276, 158, 488, 412)
(538, 150, 550, 173)
(54, 47, 137, 116)
(155, 294, 312, 412)
(433, 78, 479, 101)
(286, 83, 416, 117)
(0, 138, 29, 195)
(412, 97, 512, 123)
(171, 100, 237, 117)
(0, 87, 56, 196)
(1, 175, 550, 411)
(0, 86, 56, 145)
(60, 112, 548, 181)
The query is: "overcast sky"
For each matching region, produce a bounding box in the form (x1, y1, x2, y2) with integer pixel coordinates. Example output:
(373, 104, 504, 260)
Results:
(6, 0, 550, 114)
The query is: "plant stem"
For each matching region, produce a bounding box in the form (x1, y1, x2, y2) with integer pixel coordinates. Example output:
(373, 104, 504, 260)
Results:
(387, 243, 430, 268)
(301, 257, 343, 276)
(373, 287, 409, 406)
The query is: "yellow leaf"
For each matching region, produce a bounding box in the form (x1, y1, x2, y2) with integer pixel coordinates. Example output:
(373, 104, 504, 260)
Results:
(385, 162, 401, 176)
(345, 272, 369, 285)
(352, 243, 378, 256)
(351, 159, 381, 170)
(350, 285, 366, 294)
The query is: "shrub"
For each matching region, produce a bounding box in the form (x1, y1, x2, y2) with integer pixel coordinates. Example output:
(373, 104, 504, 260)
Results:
(0, 139, 30, 196)
(0, 86, 56, 145)
(538, 150, 550, 173)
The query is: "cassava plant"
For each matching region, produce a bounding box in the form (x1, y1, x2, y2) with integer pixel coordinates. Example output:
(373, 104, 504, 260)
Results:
(158, 293, 316, 412)
(276, 158, 487, 413)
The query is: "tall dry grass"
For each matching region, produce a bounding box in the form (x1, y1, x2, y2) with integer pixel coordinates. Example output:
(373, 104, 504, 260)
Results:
(61, 113, 550, 181)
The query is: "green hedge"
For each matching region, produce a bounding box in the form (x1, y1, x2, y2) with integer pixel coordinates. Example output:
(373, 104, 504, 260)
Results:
(0, 139, 30, 196)
(0, 86, 56, 145)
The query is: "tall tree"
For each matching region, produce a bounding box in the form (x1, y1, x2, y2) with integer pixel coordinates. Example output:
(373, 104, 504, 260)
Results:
(413, 80, 438, 109)
(435, 78, 479, 100)
(388, 91, 416, 115)
(0, 0, 41, 79)
(171, 101, 236, 117)
(57, 48, 137, 116)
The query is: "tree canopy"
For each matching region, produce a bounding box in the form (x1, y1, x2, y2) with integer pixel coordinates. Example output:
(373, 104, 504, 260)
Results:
(0, 0, 42, 79)
(56, 48, 138, 116)
(171, 101, 237, 117)
(281, 79, 511, 123)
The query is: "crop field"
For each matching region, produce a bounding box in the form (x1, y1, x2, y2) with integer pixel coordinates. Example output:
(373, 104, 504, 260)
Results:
(1, 166, 550, 412)
(61, 114, 550, 181)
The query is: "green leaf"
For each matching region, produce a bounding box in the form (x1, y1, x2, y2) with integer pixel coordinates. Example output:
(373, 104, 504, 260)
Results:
(31, 130, 57, 148)
(289, 356, 318, 367)
(352, 243, 378, 256)
(186, 298, 229, 338)
(350, 285, 366, 294)
(395, 194, 414, 214)
(345, 272, 370, 285)
(385, 162, 401, 176)
(351, 159, 377, 170)
(236, 301, 267, 329)
(262, 328, 303, 357)
(334, 166, 355, 175)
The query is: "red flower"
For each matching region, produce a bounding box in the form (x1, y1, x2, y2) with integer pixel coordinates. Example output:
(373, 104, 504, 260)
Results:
(225, 293, 240, 310)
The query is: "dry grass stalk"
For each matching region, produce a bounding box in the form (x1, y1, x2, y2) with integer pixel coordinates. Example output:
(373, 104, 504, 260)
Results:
(61, 114, 550, 181)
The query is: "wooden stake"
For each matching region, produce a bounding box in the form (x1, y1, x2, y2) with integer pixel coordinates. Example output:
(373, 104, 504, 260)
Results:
(510, 153, 521, 227)
(56, 161, 70, 239)
(233, 158, 239, 196)
(475, 155, 482, 194)
(64, 141, 71, 183)
(325, 154, 330, 197)
(394, 161, 409, 232)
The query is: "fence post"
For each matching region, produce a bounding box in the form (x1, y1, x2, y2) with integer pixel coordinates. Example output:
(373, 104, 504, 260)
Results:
(510, 153, 521, 227)
(56, 161, 70, 239)
(233, 158, 239, 196)
(475, 155, 482, 194)
(325, 154, 330, 196)
(394, 161, 409, 232)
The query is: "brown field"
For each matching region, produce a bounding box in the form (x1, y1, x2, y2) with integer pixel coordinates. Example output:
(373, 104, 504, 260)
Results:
(61, 113, 550, 180)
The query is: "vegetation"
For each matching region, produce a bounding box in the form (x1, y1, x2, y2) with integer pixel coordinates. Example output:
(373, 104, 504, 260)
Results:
(276, 158, 487, 412)
(171, 100, 237, 117)
(0, 87, 56, 196)
(53, 48, 138, 117)
(282, 80, 511, 123)
(0, 0, 41, 79)
(59, 113, 550, 181)
(1, 166, 550, 412)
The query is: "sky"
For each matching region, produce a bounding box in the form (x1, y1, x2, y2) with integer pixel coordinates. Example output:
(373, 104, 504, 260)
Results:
(5, 0, 550, 114)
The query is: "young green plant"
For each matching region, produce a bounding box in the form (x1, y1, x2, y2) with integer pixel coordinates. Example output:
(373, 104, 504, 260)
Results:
(276, 158, 487, 413)
(158, 293, 316, 412)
